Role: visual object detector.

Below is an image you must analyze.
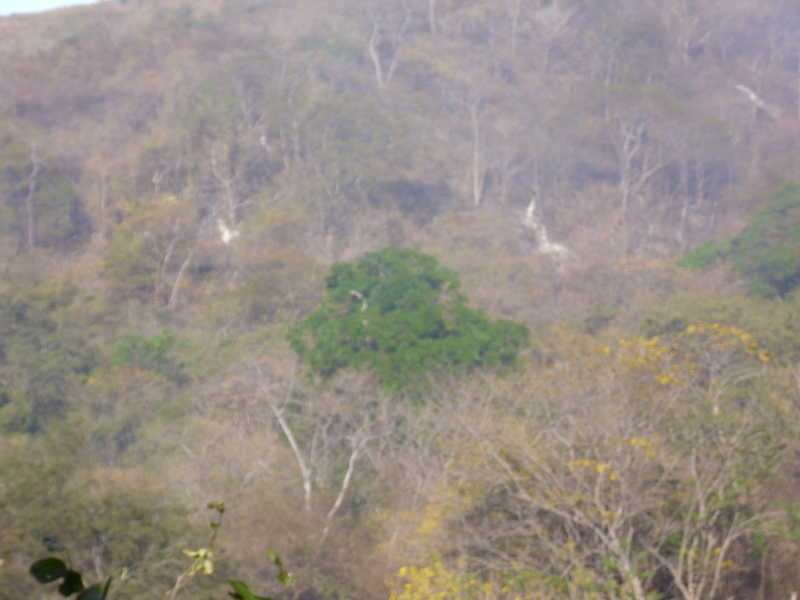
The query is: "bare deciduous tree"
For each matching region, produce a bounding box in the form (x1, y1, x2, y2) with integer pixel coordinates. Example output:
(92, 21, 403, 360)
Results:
(612, 110, 667, 252)
(368, 0, 414, 90)
(250, 362, 391, 546)
(384, 330, 785, 600)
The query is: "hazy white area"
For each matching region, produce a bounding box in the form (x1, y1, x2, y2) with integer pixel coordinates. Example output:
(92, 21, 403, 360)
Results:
(0, 0, 97, 16)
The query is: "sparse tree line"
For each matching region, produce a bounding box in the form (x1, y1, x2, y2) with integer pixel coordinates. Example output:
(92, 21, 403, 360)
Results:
(2, 0, 800, 281)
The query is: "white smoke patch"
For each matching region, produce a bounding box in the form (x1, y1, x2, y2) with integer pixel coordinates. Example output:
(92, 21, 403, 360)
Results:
(217, 218, 240, 245)
(523, 197, 572, 259)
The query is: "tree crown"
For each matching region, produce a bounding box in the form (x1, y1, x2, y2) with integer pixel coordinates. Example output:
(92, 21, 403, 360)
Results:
(287, 247, 529, 387)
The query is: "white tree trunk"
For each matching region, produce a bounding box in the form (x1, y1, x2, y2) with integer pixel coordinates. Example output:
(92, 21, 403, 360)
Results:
(369, 19, 385, 89)
(319, 435, 374, 545)
(470, 101, 483, 208)
(168, 244, 194, 309)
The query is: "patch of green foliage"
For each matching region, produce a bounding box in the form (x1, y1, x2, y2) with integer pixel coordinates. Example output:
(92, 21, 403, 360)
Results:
(0, 281, 98, 433)
(676, 239, 730, 270)
(287, 247, 529, 387)
(103, 227, 157, 300)
(679, 181, 800, 297)
(110, 330, 187, 384)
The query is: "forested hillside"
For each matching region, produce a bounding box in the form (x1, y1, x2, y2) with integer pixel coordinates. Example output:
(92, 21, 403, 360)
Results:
(3, 1, 800, 599)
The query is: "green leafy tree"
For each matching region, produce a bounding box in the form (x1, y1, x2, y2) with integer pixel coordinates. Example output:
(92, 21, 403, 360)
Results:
(287, 247, 529, 387)
(679, 182, 800, 297)
(110, 330, 187, 384)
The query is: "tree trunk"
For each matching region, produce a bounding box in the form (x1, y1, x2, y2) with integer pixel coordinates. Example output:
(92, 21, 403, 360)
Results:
(99, 172, 108, 244)
(470, 101, 484, 208)
(677, 157, 690, 254)
(167, 244, 194, 309)
(319, 435, 373, 545)
(25, 152, 42, 252)
(211, 149, 239, 226)
(257, 376, 314, 514)
(369, 18, 385, 89)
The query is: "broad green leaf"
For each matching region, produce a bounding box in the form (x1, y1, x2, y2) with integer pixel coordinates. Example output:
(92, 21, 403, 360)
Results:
(30, 557, 67, 583)
(59, 570, 85, 596)
(76, 577, 111, 600)
(76, 582, 103, 600)
(228, 580, 274, 600)
(100, 577, 113, 600)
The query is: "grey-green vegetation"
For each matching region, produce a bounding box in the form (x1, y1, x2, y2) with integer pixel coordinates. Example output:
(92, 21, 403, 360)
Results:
(1, 0, 800, 599)
(680, 182, 800, 297)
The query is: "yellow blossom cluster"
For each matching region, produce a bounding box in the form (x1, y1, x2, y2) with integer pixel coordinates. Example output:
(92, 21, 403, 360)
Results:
(390, 561, 494, 600)
(567, 459, 617, 481)
(680, 322, 769, 362)
(416, 503, 445, 538)
(613, 336, 685, 387)
(619, 437, 657, 459)
(389, 562, 626, 600)
(593, 322, 770, 393)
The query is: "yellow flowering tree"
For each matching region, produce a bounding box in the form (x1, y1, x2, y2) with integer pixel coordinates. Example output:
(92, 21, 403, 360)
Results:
(382, 324, 786, 600)
(388, 557, 632, 600)
(644, 324, 779, 600)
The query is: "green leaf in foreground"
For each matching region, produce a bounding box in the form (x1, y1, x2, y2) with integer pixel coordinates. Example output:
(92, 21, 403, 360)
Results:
(59, 570, 85, 596)
(30, 557, 67, 583)
(228, 580, 275, 600)
(75, 577, 112, 600)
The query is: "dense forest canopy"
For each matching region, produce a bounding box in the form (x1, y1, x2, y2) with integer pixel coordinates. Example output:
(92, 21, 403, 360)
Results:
(3, 1, 800, 599)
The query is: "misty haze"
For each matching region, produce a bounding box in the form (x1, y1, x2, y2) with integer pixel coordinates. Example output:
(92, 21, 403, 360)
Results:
(2, 1, 800, 599)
